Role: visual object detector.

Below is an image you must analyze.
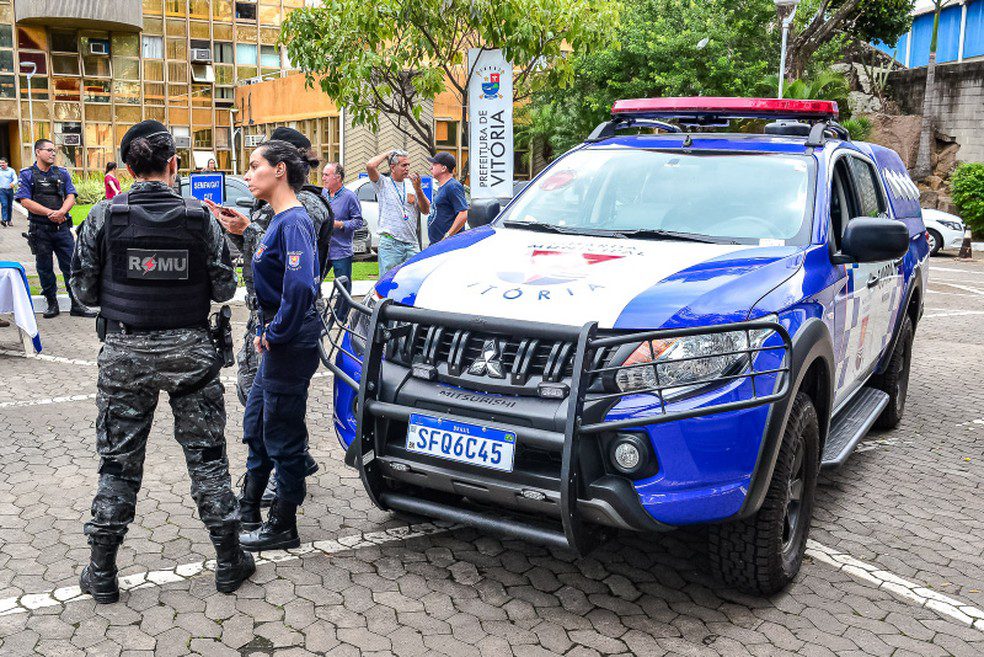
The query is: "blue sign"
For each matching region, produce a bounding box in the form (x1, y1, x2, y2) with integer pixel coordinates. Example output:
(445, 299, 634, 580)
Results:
(189, 173, 225, 204)
(420, 176, 433, 202)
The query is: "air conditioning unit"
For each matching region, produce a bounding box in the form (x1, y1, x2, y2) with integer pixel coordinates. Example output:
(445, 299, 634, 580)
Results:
(60, 134, 81, 146)
(242, 76, 264, 86)
(89, 41, 110, 56)
(190, 48, 212, 64)
(173, 136, 191, 149)
(245, 134, 264, 147)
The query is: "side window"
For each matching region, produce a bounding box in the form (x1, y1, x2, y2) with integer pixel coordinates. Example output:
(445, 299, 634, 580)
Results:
(847, 157, 887, 218)
(357, 183, 377, 203)
(829, 159, 857, 252)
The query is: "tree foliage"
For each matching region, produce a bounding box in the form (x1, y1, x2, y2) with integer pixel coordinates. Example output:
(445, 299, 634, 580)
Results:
(527, 0, 780, 154)
(787, 0, 915, 79)
(951, 163, 984, 235)
(281, 0, 619, 153)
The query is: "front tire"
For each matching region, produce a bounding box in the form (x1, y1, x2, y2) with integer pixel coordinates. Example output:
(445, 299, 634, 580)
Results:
(872, 314, 914, 429)
(927, 229, 943, 256)
(708, 393, 820, 595)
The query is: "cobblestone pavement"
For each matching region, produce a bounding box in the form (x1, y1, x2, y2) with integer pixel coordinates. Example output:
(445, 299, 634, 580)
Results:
(1, 226, 983, 656)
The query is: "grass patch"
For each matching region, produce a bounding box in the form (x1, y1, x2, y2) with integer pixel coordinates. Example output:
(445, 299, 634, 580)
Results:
(69, 203, 94, 226)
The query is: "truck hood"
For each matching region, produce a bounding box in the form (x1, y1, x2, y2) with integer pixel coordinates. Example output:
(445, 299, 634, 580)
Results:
(376, 226, 805, 329)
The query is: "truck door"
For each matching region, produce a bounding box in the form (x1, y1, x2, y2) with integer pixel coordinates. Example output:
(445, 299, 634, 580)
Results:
(830, 153, 902, 404)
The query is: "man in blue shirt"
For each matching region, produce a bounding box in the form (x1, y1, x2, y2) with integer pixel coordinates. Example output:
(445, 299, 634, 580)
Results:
(0, 158, 16, 227)
(320, 162, 364, 298)
(426, 152, 469, 244)
(16, 139, 95, 318)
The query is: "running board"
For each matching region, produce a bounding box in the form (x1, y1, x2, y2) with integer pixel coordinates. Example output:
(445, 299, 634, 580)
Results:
(821, 387, 890, 468)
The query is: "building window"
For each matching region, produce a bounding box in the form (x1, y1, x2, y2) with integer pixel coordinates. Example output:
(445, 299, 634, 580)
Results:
(51, 55, 80, 76)
(82, 56, 110, 78)
(215, 86, 234, 106)
(142, 35, 164, 59)
(50, 30, 78, 53)
(17, 26, 46, 50)
(436, 120, 458, 148)
(235, 2, 257, 21)
(83, 78, 111, 103)
(236, 43, 257, 66)
(19, 74, 48, 99)
(259, 45, 280, 68)
(214, 41, 233, 63)
(193, 128, 213, 148)
(258, 2, 280, 25)
(18, 50, 47, 75)
(52, 77, 81, 101)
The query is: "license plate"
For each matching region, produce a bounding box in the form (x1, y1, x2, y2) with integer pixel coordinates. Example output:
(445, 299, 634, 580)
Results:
(406, 414, 516, 472)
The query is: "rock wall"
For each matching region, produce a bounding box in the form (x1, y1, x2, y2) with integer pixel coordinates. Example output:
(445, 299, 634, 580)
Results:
(887, 60, 984, 165)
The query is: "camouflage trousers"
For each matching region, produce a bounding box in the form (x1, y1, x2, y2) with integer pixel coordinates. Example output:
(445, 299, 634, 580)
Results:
(84, 328, 239, 546)
(235, 311, 261, 407)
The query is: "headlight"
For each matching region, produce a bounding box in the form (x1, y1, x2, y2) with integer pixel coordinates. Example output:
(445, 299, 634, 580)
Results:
(939, 220, 964, 231)
(349, 292, 379, 355)
(614, 320, 776, 397)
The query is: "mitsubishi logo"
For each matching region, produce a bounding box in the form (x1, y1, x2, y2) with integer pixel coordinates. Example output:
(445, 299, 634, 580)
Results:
(468, 339, 505, 378)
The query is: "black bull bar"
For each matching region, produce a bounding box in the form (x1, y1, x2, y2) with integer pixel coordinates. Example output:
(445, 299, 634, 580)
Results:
(319, 279, 792, 553)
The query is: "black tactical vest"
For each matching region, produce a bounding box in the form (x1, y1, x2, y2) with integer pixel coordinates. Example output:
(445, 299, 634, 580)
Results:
(98, 191, 212, 330)
(27, 165, 67, 223)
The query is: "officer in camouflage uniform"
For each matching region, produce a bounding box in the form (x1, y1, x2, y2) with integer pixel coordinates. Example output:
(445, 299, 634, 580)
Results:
(70, 121, 254, 603)
(215, 128, 331, 504)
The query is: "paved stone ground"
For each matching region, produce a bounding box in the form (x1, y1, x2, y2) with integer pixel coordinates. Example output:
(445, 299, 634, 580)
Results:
(2, 223, 984, 656)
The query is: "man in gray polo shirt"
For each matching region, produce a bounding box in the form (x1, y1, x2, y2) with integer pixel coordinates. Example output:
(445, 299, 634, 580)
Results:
(366, 149, 430, 274)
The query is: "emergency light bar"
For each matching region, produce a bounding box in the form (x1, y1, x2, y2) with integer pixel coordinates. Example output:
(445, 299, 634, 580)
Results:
(611, 97, 839, 121)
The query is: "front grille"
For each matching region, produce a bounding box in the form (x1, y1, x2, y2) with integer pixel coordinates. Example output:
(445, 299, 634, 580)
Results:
(354, 226, 370, 240)
(387, 323, 578, 385)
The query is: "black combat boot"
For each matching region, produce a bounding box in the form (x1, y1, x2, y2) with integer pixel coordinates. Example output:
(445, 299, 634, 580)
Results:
(79, 541, 120, 604)
(211, 530, 256, 594)
(261, 456, 318, 508)
(70, 304, 97, 318)
(240, 498, 300, 552)
(42, 295, 59, 318)
(238, 472, 268, 532)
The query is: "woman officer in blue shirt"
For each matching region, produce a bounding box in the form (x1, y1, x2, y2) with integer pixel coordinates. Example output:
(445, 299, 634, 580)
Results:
(233, 140, 321, 551)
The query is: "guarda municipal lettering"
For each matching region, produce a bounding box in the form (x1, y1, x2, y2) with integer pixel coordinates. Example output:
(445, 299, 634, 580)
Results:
(466, 281, 605, 301)
(477, 110, 508, 187)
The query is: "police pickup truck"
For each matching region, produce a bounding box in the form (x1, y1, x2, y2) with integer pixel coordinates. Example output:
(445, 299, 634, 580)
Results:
(322, 97, 927, 594)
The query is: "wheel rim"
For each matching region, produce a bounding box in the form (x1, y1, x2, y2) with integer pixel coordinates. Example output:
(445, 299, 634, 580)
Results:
(928, 232, 937, 252)
(782, 440, 805, 554)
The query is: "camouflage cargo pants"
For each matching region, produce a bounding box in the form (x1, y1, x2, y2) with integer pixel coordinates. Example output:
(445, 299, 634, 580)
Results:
(236, 311, 260, 407)
(84, 328, 239, 545)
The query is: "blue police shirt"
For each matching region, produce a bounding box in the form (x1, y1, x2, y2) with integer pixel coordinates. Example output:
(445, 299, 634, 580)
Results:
(427, 177, 468, 244)
(251, 205, 319, 344)
(14, 165, 78, 201)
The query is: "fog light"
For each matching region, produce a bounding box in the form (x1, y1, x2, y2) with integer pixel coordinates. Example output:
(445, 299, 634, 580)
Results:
(609, 434, 649, 475)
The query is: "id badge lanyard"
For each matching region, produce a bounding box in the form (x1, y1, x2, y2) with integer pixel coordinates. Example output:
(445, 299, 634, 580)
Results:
(390, 177, 409, 221)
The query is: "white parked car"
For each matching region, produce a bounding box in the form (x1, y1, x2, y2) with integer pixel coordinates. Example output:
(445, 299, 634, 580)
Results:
(922, 208, 965, 256)
(346, 176, 433, 258)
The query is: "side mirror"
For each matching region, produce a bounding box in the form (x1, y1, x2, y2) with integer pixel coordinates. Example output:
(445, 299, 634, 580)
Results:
(840, 216, 909, 263)
(468, 198, 500, 229)
(236, 197, 254, 208)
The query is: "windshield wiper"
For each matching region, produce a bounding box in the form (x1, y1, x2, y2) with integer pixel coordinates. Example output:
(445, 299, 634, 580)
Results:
(612, 228, 735, 244)
(501, 220, 582, 235)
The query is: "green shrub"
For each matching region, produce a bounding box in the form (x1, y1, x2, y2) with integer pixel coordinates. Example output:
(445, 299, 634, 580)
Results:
(71, 173, 133, 204)
(951, 162, 984, 235)
(841, 116, 872, 142)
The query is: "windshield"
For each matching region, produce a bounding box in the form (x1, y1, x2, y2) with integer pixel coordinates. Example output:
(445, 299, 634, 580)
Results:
(498, 148, 813, 244)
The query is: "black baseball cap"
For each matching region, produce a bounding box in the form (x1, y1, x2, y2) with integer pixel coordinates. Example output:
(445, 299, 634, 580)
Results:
(427, 152, 456, 172)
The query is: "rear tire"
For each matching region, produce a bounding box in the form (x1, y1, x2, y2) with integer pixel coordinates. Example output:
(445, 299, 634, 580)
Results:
(708, 392, 820, 595)
(927, 229, 943, 256)
(872, 314, 914, 429)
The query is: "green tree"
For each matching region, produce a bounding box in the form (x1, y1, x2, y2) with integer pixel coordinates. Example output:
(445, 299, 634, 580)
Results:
(786, 0, 915, 81)
(280, 0, 618, 154)
(528, 0, 779, 154)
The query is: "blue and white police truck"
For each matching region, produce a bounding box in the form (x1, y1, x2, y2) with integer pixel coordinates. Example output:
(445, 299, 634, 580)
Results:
(322, 97, 928, 594)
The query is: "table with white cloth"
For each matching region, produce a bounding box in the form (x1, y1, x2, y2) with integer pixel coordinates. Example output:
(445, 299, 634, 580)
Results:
(0, 261, 42, 355)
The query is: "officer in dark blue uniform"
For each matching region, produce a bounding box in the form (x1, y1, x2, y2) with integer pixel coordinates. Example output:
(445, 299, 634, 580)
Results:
(16, 139, 95, 318)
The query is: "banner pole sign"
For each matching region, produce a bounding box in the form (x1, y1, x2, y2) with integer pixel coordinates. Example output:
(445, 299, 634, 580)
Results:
(189, 172, 225, 204)
(467, 48, 513, 200)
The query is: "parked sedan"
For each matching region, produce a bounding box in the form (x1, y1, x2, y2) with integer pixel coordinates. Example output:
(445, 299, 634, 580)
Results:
(922, 208, 966, 256)
(178, 175, 254, 261)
